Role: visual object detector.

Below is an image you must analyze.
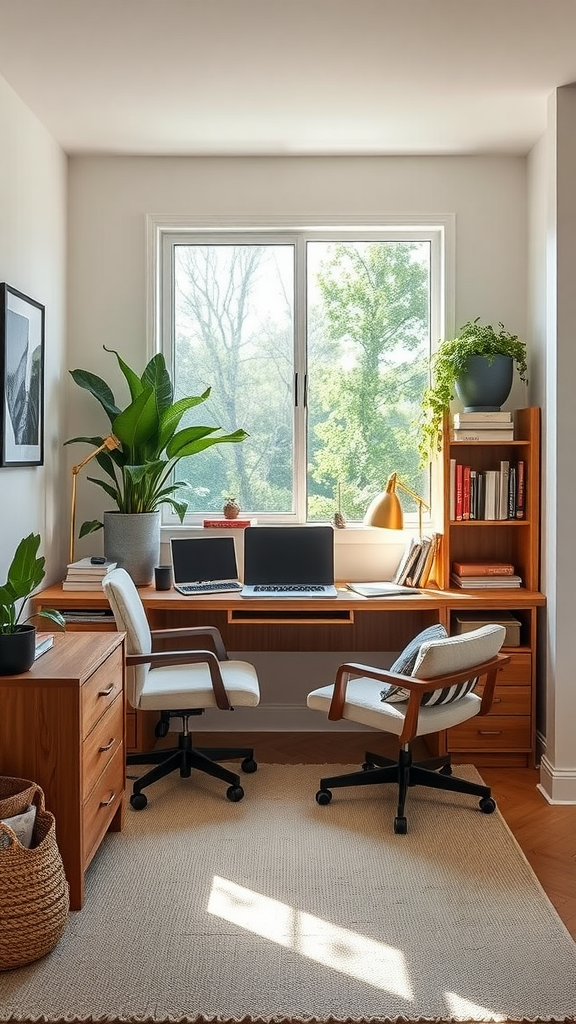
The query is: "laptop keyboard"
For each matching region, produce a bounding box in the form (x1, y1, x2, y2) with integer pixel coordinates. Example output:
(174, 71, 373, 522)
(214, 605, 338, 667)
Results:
(253, 585, 326, 593)
(178, 581, 243, 594)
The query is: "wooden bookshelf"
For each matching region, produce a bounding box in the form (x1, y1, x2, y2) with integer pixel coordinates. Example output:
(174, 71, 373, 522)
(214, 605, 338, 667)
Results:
(439, 406, 543, 767)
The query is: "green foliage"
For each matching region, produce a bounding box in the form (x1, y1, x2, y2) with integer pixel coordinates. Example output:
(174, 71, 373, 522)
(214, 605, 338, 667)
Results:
(65, 347, 248, 538)
(418, 318, 528, 466)
(0, 533, 66, 635)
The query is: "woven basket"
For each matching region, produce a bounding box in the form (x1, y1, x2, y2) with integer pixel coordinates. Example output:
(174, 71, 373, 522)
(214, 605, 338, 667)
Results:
(0, 776, 41, 820)
(0, 779, 70, 971)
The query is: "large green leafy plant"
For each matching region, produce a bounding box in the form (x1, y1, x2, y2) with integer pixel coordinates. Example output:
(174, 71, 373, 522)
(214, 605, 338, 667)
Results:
(418, 318, 528, 465)
(66, 347, 248, 540)
(0, 533, 65, 635)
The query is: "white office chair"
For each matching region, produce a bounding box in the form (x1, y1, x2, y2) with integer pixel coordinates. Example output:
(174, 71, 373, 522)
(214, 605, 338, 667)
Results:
(307, 623, 509, 833)
(102, 568, 260, 809)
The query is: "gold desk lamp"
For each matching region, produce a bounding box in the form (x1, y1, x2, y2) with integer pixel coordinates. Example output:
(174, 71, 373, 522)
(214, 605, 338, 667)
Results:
(363, 471, 430, 538)
(69, 435, 120, 564)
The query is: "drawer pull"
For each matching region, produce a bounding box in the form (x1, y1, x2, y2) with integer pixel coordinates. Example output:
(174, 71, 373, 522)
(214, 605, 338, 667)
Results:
(98, 684, 115, 697)
(99, 792, 116, 807)
(99, 738, 116, 752)
(478, 730, 502, 736)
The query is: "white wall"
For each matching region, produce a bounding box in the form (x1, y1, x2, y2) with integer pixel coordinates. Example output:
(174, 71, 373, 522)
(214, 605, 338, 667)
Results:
(528, 87, 576, 802)
(66, 154, 529, 577)
(0, 75, 67, 589)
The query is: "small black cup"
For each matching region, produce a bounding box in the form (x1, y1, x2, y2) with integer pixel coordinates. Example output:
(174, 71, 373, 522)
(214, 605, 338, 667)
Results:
(154, 565, 173, 591)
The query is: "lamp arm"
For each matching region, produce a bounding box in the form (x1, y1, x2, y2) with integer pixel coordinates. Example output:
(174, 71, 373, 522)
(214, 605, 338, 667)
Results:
(394, 476, 431, 513)
(69, 435, 120, 564)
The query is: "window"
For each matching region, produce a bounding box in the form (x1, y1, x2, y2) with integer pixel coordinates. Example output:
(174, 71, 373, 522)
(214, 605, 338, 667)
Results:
(155, 221, 447, 525)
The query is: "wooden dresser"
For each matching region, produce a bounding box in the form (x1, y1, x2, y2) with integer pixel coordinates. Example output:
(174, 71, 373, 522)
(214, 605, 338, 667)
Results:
(0, 631, 126, 910)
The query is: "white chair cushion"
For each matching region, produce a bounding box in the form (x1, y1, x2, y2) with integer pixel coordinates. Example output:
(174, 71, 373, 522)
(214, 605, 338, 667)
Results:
(139, 659, 260, 711)
(307, 678, 482, 737)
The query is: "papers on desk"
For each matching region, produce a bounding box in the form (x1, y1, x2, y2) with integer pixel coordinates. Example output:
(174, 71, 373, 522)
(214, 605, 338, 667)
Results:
(347, 581, 421, 598)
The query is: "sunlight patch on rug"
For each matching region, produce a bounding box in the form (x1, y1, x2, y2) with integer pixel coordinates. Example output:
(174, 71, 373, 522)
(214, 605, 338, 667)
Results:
(208, 875, 412, 998)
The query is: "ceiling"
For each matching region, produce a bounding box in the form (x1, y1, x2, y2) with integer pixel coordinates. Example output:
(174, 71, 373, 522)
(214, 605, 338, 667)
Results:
(1, 0, 576, 157)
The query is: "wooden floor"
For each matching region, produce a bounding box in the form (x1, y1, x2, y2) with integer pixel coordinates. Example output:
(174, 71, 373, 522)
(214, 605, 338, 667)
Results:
(195, 731, 576, 941)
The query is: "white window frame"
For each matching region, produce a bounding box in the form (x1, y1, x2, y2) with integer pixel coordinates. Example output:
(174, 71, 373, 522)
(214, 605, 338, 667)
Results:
(147, 214, 455, 533)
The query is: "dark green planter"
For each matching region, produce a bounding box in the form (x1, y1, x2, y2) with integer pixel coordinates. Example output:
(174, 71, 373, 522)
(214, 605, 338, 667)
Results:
(0, 624, 36, 676)
(455, 354, 514, 412)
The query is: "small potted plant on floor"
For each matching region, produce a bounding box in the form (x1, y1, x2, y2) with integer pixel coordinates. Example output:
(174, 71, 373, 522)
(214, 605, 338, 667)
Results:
(0, 533, 65, 675)
(418, 318, 528, 464)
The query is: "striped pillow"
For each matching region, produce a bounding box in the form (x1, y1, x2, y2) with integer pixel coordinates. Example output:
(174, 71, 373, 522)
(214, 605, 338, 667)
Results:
(380, 624, 447, 703)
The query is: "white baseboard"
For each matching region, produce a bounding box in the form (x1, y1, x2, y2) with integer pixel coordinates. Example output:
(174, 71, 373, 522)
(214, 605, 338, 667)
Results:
(537, 754, 576, 803)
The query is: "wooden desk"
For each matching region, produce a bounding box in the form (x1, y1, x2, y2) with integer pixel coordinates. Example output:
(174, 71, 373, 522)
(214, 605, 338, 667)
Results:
(0, 632, 126, 910)
(32, 583, 545, 768)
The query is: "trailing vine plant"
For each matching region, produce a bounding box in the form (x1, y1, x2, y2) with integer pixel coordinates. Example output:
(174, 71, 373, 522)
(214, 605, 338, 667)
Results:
(417, 318, 528, 465)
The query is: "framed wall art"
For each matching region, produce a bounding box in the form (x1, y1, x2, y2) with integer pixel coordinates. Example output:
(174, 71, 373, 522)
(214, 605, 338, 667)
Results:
(0, 284, 45, 466)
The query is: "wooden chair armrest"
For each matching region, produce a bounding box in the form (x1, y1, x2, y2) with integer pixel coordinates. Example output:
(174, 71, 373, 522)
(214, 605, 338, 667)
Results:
(150, 624, 228, 660)
(126, 648, 231, 709)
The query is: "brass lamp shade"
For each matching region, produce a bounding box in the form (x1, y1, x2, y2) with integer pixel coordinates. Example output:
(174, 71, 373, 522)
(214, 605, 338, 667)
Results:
(363, 475, 404, 530)
(364, 471, 430, 537)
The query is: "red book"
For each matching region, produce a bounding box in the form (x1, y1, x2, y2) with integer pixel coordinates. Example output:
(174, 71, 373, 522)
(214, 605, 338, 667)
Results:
(462, 466, 471, 520)
(452, 561, 515, 576)
(455, 464, 463, 521)
(203, 519, 257, 528)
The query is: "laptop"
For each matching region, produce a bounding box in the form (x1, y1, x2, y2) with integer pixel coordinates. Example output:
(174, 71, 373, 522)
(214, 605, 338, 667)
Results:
(170, 536, 243, 595)
(242, 526, 338, 598)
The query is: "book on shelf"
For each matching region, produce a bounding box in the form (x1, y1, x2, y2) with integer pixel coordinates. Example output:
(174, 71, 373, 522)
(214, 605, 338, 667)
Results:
(390, 533, 441, 589)
(453, 411, 513, 424)
(452, 561, 515, 576)
(449, 458, 456, 521)
(462, 465, 471, 520)
(65, 557, 117, 575)
(455, 462, 463, 520)
(516, 460, 526, 519)
(451, 573, 522, 589)
(34, 632, 55, 659)
(451, 428, 514, 441)
(203, 518, 257, 529)
(498, 459, 510, 520)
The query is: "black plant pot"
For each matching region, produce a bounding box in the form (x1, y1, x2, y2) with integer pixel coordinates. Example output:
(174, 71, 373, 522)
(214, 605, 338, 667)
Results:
(0, 624, 36, 676)
(455, 354, 514, 412)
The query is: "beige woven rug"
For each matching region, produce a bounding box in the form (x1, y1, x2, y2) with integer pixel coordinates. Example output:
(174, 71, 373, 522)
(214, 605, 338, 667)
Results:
(1, 763, 575, 1024)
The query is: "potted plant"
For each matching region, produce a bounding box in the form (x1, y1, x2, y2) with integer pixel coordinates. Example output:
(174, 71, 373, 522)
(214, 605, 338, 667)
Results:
(65, 347, 248, 583)
(418, 318, 528, 464)
(0, 533, 65, 675)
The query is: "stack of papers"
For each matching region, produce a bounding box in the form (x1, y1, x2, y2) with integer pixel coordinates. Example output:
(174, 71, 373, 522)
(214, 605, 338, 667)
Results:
(347, 582, 422, 598)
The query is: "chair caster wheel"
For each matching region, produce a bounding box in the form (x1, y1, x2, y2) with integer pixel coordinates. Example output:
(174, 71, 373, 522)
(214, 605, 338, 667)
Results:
(227, 785, 244, 802)
(130, 792, 147, 810)
(241, 757, 257, 773)
(394, 816, 407, 834)
(316, 789, 332, 805)
(362, 762, 375, 771)
(479, 796, 496, 814)
(439, 764, 452, 776)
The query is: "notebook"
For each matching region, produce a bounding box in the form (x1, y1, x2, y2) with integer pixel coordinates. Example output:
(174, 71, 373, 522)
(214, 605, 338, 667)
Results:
(170, 536, 243, 595)
(242, 526, 338, 598)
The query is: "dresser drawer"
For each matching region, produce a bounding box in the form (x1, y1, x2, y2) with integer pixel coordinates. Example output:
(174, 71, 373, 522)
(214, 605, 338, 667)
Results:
(83, 745, 124, 866)
(448, 715, 531, 751)
(82, 647, 123, 738)
(497, 653, 531, 684)
(475, 683, 531, 715)
(83, 694, 124, 801)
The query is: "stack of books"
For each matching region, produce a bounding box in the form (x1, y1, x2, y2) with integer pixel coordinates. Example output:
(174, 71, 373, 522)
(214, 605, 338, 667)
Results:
(62, 557, 118, 591)
(391, 533, 442, 589)
(450, 560, 522, 589)
(451, 410, 514, 441)
(449, 458, 525, 521)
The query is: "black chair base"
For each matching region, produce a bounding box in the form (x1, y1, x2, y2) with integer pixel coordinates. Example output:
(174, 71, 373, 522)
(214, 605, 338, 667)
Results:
(317, 746, 495, 833)
(127, 724, 257, 809)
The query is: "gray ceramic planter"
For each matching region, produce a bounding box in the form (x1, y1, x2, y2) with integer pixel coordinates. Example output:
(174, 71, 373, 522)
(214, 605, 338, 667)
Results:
(103, 510, 161, 586)
(455, 354, 514, 411)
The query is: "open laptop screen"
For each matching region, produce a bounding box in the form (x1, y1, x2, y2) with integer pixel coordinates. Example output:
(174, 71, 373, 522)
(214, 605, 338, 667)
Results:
(170, 536, 240, 593)
(243, 526, 335, 585)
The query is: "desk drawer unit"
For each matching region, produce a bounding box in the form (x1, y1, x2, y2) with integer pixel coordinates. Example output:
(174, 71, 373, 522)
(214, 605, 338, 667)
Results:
(447, 651, 533, 766)
(0, 632, 125, 911)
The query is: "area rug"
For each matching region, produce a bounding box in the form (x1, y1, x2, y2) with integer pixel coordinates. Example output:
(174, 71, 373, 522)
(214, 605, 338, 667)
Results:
(1, 764, 575, 1024)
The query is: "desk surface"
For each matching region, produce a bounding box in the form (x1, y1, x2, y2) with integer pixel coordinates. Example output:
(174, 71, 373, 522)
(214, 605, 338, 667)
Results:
(35, 581, 546, 614)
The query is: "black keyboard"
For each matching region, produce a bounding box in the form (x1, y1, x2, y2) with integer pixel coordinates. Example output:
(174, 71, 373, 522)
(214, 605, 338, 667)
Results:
(178, 581, 242, 594)
(253, 585, 325, 593)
